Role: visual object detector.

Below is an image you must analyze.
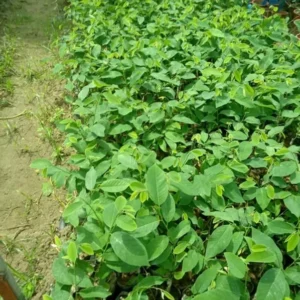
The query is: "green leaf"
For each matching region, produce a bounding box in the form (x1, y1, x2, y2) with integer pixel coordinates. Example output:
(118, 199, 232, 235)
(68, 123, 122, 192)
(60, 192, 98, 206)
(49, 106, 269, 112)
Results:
(182, 250, 199, 273)
(90, 124, 105, 137)
(100, 179, 129, 192)
(252, 228, 282, 267)
(268, 220, 295, 235)
(151, 72, 180, 85)
(103, 203, 118, 228)
(271, 161, 298, 177)
(224, 252, 247, 279)
(118, 153, 138, 169)
(67, 241, 77, 263)
(30, 159, 52, 169)
(132, 216, 160, 238)
(80, 243, 94, 255)
(256, 268, 287, 300)
(133, 276, 165, 291)
(85, 167, 97, 190)
(79, 286, 111, 299)
(256, 187, 270, 210)
(205, 225, 233, 258)
(169, 220, 191, 242)
(246, 250, 276, 263)
(210, 28, 225, 37)
(78, 85, 89, 100)
(110, 232, 149, 267)
(285, 266, 300, 285)
(223, 182, 244, 203)
(284, 195, 300, 218)
(116, 215, 137, 231)
(191, 264, 221, 294)
(286, 233, 299, 252)
(145, 164, 168, 205)
(161, 194, 176, 222)
(238, 142, 253, 161)
(147, 235, 169, 261)
(109, 124, 132, 135)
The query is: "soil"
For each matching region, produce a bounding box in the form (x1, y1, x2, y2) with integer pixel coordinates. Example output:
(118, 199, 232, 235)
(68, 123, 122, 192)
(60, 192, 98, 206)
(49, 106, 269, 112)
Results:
(0, 0, 65, 298)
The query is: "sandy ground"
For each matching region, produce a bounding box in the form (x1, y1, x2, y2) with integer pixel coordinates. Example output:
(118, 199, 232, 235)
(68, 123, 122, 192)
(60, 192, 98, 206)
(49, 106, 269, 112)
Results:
(0, 0, 65, 298)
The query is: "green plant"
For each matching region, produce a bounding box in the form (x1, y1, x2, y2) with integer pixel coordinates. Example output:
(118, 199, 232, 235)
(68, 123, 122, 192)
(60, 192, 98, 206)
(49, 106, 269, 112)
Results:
(0, 34, 14, 100)
(32, 1, 300, 299)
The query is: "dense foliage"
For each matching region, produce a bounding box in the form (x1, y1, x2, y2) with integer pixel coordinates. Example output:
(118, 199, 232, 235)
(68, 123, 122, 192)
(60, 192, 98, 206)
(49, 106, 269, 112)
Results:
(33, 0, 300, 299)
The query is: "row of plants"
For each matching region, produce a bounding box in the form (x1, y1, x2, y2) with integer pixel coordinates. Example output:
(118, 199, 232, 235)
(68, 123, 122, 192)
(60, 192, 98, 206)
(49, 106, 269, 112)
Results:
(33, 0, 300, 299)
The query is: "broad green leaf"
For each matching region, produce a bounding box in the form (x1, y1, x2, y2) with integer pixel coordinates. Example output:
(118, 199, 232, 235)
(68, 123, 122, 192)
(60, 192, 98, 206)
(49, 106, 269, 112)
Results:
(78, 85, 89, 100)
(169, 220, 191, 242)
(132, 216, 160, 238)
(109, 124, 132, 135)
(256, 187, 270, 210)
(238, 142, 253, 161)
(224, 252, 247, 279)
(151, 72, 180, 85)
(67, 241, 77, 263)
(145, 164, 168, 205)
(182, 250, 199, 273)
(90, 124, 105, 137)
(284, 195, 300, 218)
(223, 182, 244, 203)
(285, 266, 300, 285)
(161, 194, 176, 222)
(110, 232, 148, 266)
(205, 225, 233, 258)
(133, 276, 165, 291)
(79, 286, 111, 298)
(286, 233, 300, 252)
(271, 161, 297, 177)
(118, 153, 138, 169)
(210, 28, 225, 37)
(246, 250, 276, 263)
(191, 263, 221, 294)
(116, 215, 137, 231)
(85, 167, 97, 190)
(256, 268, 287, 300)
(252, 228, 282, 267)
(80, 243, 94, 255)
(100, 179, 129, 192)
(30, 159, 52, 169)
(103, 203, 118, 228)
(147, 235, 169, 261)
(268, 220, 295, 235)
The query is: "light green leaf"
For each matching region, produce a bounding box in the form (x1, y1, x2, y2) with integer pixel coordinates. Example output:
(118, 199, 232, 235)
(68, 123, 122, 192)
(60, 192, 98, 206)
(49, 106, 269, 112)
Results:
(79, 286, 111, 298)
(85, 167, 97, 190)
(238, 142, 253, 161)
(271, 161, 298, 177)
(145, 164, 168, 205)
(246, 250, 276, 263)
(191, 263, 221, 294)
(103, 203, 118, 228)
(67, 241, 77, 263)
(110, 232, 148, 267)
(182, 250, 199, 273)
(118, 153, 138, 169)
(30, 159, 52, 169)
(116, 215, 137, 231)
(284, 195, 300, 218)
(256, 187, 270, 210)
(224, 252, 247, 279)
(100, 179, 129, 192)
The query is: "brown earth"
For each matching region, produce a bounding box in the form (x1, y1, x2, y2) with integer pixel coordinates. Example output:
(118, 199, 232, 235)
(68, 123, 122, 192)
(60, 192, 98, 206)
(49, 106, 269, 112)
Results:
(0, 0, 65, 298)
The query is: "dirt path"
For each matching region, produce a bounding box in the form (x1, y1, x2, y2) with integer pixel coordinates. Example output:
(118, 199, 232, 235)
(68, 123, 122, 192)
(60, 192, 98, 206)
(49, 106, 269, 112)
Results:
(0, 0, 64, 298)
